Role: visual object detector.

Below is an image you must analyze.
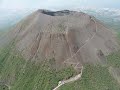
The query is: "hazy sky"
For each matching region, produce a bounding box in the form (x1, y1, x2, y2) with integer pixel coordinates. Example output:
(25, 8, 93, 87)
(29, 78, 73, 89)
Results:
(0, 0, 120, 10)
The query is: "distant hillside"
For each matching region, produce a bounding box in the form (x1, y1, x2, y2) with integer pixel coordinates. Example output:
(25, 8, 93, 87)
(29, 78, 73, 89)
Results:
(81, 8, 120, 32)
(0, 9, 33, 31)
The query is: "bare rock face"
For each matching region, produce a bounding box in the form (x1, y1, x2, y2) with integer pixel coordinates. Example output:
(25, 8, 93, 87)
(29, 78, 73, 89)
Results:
(11, 10, 119, 69)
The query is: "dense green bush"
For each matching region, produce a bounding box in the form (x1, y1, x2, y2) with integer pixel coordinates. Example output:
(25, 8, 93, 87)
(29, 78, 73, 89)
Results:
(107, 51, 120, 68)
(0, 85, 9, 90)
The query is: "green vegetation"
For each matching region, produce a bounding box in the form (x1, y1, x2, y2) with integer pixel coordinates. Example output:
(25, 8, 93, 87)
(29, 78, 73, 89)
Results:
(106, 32, 120, 68)
(58, 24, 66, 32)
(107, 51, 120, 68)
(60, 34, 120, 90)
(60, 65, 120, 90)
(0, 43, 76, 90)
(0, 29, 120, 90)
(0, 40, 120, 90)
(0, 85, 9, 90)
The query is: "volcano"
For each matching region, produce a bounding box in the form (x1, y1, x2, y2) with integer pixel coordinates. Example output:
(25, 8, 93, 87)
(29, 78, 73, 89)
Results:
(0, 9, 120, 90)
(6, 9, 118, 70)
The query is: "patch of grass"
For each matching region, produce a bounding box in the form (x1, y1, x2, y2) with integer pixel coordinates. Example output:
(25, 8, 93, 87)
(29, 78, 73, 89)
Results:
(58, 24, 66, 32)
(0, 43, 13, 73)
(60, 65, 120, 90)
(0, 85, 9, 90)
(107, 51, 120, 68)
(117, 32, 120, 43)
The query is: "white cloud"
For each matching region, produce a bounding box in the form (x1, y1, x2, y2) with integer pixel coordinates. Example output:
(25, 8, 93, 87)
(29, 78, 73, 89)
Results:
(0, 0, 119, 10)
(0, 0, 86, 10)
(1, 0, 26, 9)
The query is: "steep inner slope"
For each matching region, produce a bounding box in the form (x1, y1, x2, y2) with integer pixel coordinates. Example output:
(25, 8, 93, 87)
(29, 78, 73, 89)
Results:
(0, 10, 120, 90)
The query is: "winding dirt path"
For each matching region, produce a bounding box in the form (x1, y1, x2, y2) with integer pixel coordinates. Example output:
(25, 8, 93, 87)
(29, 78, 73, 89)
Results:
(53, 17, 97, 90)
(53, 66, 83, 90)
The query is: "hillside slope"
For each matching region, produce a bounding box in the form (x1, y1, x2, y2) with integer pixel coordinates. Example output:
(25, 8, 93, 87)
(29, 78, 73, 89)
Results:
(9, 10, 119, 70)
(0, 10, 119, 90)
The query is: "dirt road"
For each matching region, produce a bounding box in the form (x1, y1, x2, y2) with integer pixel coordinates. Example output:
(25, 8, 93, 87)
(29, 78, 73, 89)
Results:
(53, 66, 83, 90)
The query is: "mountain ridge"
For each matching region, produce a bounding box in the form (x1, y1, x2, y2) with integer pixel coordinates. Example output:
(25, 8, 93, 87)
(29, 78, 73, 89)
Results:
(6, 9, 119, 70)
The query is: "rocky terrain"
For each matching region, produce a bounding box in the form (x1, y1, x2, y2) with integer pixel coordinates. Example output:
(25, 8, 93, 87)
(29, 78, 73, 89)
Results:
(0, 10, 120, 90)
(11, 9, 119, 70)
